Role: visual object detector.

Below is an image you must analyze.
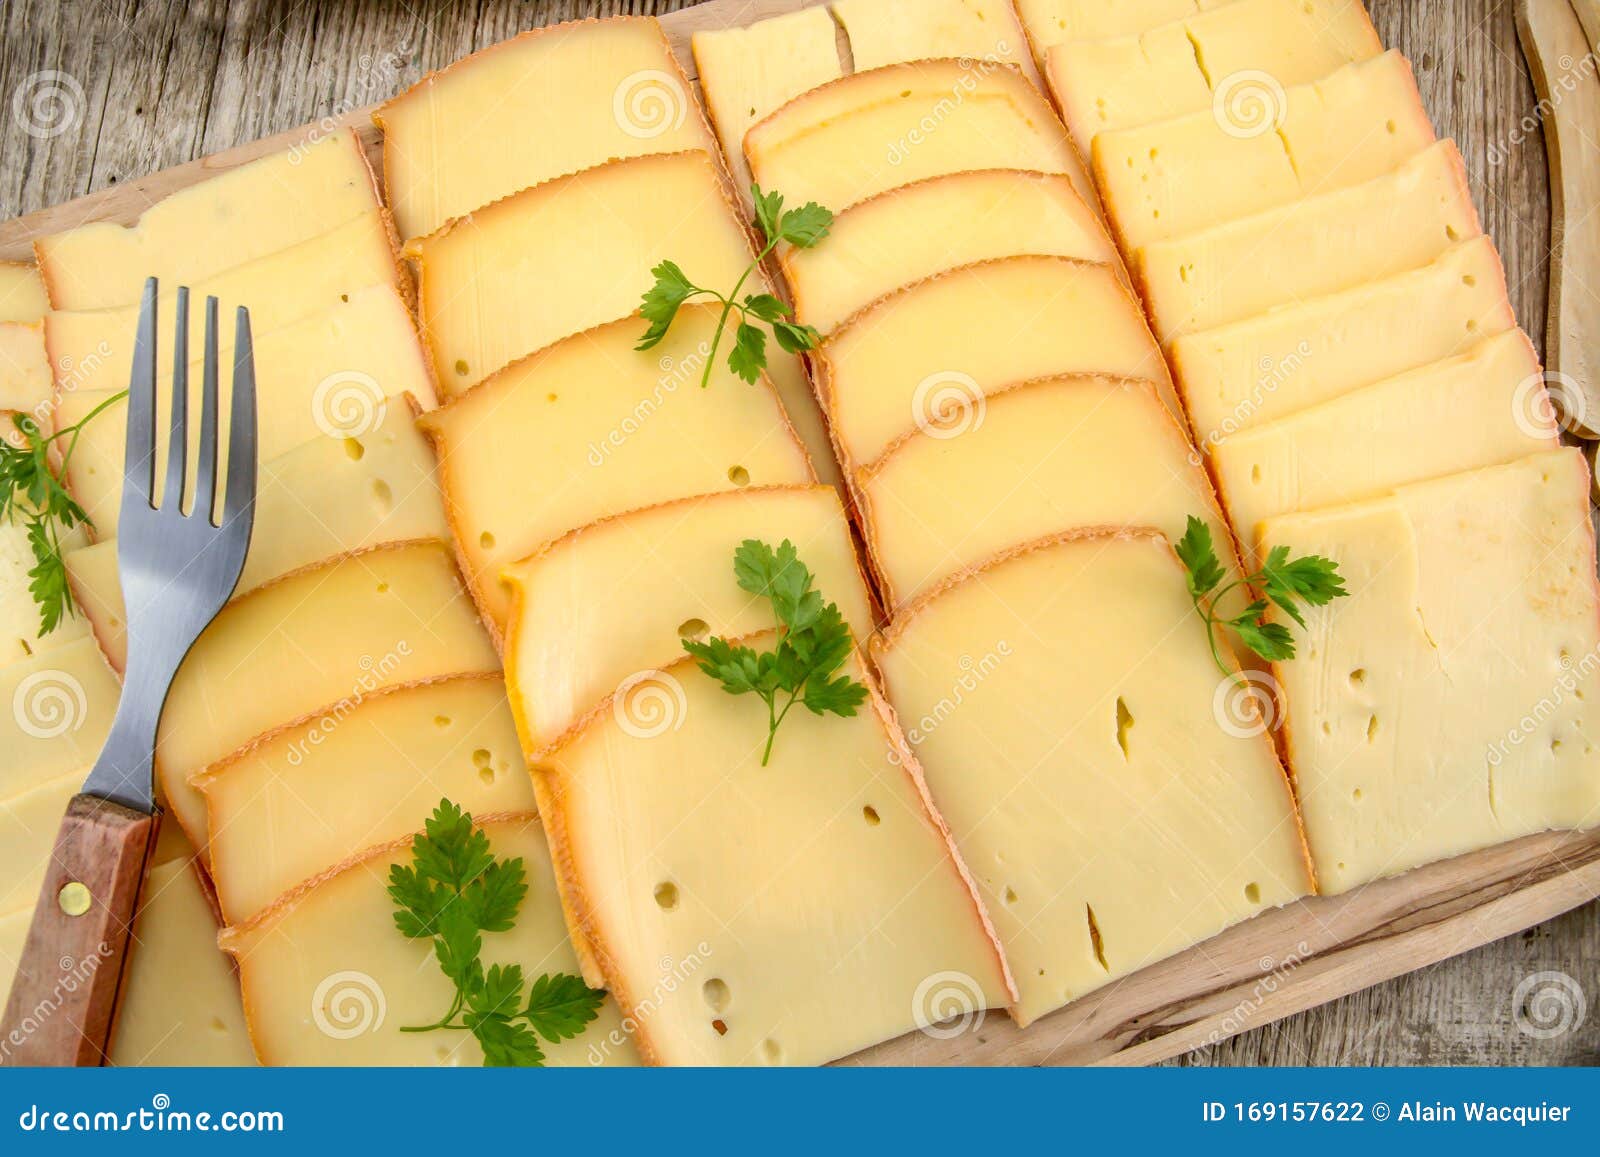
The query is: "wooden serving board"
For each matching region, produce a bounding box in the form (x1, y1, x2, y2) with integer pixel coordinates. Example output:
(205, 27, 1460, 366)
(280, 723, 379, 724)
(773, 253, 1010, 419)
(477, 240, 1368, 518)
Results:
(2, 0, 1596, 1067)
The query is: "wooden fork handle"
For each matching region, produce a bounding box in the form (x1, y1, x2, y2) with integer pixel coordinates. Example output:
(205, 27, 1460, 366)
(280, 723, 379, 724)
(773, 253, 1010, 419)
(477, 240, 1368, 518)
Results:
(0, 796, 157, 1067)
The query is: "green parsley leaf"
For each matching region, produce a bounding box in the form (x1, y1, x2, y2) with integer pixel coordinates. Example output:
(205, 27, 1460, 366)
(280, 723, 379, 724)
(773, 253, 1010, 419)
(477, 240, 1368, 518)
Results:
(727, 322, 767, 384)
(523, 973, 607, 1044)
(771, 318, 821, 355)
(776, 200, 833, 248)
(741, 293, 791, 323)
(466, 1011, 546, 1068)
(636, 260, 698, 350)
(1174, 516, 1226, 600)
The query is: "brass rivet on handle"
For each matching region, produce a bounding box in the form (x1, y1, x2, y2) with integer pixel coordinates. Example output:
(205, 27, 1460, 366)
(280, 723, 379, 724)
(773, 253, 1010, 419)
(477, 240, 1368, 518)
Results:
(57, 881, 92, 917)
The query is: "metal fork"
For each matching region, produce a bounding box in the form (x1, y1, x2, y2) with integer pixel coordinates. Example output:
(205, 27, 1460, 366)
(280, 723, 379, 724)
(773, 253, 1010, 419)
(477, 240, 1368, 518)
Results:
(0, 278, 257, 1066)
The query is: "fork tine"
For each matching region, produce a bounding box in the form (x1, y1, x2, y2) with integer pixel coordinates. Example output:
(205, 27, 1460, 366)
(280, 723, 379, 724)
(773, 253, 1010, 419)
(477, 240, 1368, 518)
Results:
(223, 305, 257, 526)
(195, 296, 221, 524)
(162, 286, 190, 512)
(121, 277, 158, 514)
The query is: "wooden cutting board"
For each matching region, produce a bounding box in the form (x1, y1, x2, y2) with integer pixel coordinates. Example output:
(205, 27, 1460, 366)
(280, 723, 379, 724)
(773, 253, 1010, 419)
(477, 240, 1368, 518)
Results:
(1, 0, 1596, 1066)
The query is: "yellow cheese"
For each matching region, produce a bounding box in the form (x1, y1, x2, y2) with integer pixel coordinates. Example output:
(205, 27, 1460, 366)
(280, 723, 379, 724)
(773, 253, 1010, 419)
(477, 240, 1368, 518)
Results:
(35, 130, 381, 311)
(1214, 330, 1557, 561)
(109, 854, 256, 1067)
(0, 909, 27, 1012)
(0, 262, 48, 323)
(0, 771, 81, 915)
(153, 541, 499, 851)
(0, 321, 49, 416)
(0, 517, 91, 663)
(1259, 449, 1600, 894)
(858, 376, 1234, 611)
(376, 17, 714, 243)
(219, 814, 640, 1066)
(746, 60, 1094, 210)
(817, 255, 1173, 468)
(1048, 0, 1380, 150)
(196, 674, 537, 924)
(1135, 140, 1480, 341)
(418, 306, 814, 632)
(833, 0, 1035, 73)
(0, 638, 117, 796)
(783, 169, 1115, 334)
(64, 404, 451, 670)
(1012, 0, 1207, 55)
(528, 644, 1013, 1065)
(1175, 236, 1516, 446)
(872, 530, 1312, 1025)
(692, 8, 845, 195)
(1094, 51, 1433, 249)
(503, 485, 873, 753)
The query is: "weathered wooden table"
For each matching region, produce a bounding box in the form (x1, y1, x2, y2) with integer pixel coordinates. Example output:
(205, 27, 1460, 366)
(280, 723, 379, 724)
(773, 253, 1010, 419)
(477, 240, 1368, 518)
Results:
(2, 0, 1595, 1065)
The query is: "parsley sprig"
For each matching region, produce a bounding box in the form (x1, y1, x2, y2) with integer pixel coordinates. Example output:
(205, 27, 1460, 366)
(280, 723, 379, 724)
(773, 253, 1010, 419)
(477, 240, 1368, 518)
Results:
(637, 184, 832, 390)
(388, 800, 605, 1066)
(682, 539, 869, 766)
(1175, 515, 1348, 672)
(0, 392, 126, 635)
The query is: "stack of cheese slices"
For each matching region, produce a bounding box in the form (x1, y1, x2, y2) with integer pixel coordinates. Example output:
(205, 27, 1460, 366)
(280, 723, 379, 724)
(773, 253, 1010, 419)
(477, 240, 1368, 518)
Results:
(1, 0, 1595, 1066)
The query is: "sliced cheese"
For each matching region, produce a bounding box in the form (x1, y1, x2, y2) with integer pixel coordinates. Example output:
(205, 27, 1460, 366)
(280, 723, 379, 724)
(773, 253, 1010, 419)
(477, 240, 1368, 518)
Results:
(872, 530, 1312, 1025)
(35, 131, 380, 311)
(1012, 0, 1208, 55)
(0, 321, 50, 416)
(833, 0, 1035, 74)
(858, 376, 1234, 610)
(197, 674, 537, 924)
(0, 638, 117, 797)
(529, 645, 1012, 1065)
(0, 771, 81, 915)
(109, 853, 255, 1066)
(153, 541, 499, 851)
(0, 262, 48, 323)
(418, 306, 813, 631)
(0, 517, 91, 664)
(1214, 330, 1557, 561)
(746, 60, 1093, 210)
(503, 485, 873, 752)
(0, 909, 27, 1013)
(817, 255, 1173, 468)
(1135, 140, 1480, 340)
(1094, 51, 1433, 248)
(219, 814, 640, 1066)
(1174, 236, 1515, 444)
(783, 169, 1115, 334)
(1259, 449, 1600, 894)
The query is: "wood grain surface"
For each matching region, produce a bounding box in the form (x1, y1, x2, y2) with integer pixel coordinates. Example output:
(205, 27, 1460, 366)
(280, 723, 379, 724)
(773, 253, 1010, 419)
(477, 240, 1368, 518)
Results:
(1, 0, 1596, 1066)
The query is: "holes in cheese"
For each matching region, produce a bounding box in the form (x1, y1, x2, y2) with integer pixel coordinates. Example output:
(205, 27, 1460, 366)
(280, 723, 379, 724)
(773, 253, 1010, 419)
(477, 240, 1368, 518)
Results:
(1213, 330, 1558, 564)
(218, 813, 639, 1066)
(34, 130, 381, 311)
(1135, 140, 1482, 341)
(1174, 236, 1516, 446)
(502, 485, 874, 753)
(783, 169, 1116, 334)
(196, 674, 536, 924)
(376, 17, 714, 243)
(0, 771, 85, 915)
(745, 59, 1093, 211)
(871, 530, 1312, 1026)
(0, 261, 47, 324)
(856, 376, 1235, 611)
(153, 541, 499, 851)
(817, 255, 1175, 469)
(63, 404, 451, 671)
(1093, 51, 1433, 249)
(1257, 449, 1600, 895)
(526, 643, 1013, 1065)
(0, 637, 118, 796)
(0, 320, 49, 415)
(832, 0, 1036, 74)
(417, 306, 814, 632)
(1012, 0, 1204, 56)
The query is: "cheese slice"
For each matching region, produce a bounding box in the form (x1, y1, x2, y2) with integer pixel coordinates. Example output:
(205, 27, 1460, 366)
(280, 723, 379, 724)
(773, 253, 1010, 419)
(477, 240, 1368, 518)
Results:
(1012, 0, 1210, 55)
(1174, 236, 1516, 444)
(0, 909, 27, 1013)
(783, 169, 1116, 334)
(0, 518, 92, 663)
(1214, 330, 1557, 561)
(109, 853, 256, 1066)
(418, 306, 814, 631)
(1048, 0, 1380, 151)
(0, 638, 118, 797)
(35, 130, 381, 311)
(817, 255, 1173, 468)
(1259, 449, 1600, 894)
(1135, 140, 1480, 341)
(692, 8, 845, 195)
(153, 541, 499, 851)
(528, 644, 1013, 1065)
(858, 376, 1235, 611)
(872, 530, 1312, 1025)
(219, 813, 640, 1066)
(0, 262, 47, 323)
(0, 321, 49, 416)
(64, 404, 451, 670)
(833, 0, 1036, 74)
(503, 485, 873, 753)
(746, 60, 1093, 210)
(1094, 51, 1433, 249)
(0, 771, 82, 915)
(197, 674, 537, 924)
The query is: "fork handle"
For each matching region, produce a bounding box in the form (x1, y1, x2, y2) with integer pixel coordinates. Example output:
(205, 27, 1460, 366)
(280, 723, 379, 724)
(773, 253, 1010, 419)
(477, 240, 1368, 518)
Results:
(0, 796, 158, 1067)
